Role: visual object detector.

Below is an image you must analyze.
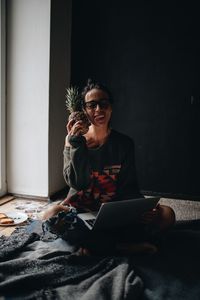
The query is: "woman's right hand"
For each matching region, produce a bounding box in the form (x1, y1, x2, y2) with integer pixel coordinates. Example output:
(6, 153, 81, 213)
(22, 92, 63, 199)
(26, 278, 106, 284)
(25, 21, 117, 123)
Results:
(67, 119, 88, 136)
(65, 119, 88, 147)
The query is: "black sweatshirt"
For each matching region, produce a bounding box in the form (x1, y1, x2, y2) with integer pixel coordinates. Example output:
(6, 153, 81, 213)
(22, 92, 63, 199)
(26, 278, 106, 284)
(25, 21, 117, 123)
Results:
(63, 129, 143, 211)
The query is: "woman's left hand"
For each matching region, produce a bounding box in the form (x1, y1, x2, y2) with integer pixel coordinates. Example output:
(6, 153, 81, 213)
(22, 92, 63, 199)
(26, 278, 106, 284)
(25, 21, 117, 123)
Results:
(41, 204, 70, 221)
(141, 204, 161, 224)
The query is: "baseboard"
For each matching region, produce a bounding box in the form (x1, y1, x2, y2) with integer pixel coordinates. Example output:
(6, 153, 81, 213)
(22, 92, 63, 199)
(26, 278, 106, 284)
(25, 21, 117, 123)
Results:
(11, 189, 198, 203)
(49, 188, 200, 202)
(142, 190, 200, 201)
(4, 189, 69, 203)
(9, 193, 49, 201)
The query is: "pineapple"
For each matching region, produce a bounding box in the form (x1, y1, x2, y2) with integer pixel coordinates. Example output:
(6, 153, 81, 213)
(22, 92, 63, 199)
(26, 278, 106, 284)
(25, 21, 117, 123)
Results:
(65, 86, 90, 134)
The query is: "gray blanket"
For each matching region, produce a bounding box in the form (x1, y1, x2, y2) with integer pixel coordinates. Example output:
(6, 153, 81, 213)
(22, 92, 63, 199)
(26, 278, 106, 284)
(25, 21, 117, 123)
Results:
(0, 229, 143, 300)
(1, 220, 200, 300)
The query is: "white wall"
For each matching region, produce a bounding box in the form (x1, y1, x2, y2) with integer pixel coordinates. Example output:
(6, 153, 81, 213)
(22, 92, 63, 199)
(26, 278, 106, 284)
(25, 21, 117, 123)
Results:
(7, 0, 51, 197)
(6, 0, 71, 198)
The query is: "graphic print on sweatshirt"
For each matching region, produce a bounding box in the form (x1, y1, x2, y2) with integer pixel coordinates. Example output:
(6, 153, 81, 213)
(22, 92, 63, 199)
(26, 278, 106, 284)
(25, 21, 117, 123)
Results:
(68, 165, 121, 210)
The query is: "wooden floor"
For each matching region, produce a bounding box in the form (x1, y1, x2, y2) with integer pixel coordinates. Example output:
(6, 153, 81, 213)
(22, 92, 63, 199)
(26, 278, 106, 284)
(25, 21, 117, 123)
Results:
(0, 195, 49, 237)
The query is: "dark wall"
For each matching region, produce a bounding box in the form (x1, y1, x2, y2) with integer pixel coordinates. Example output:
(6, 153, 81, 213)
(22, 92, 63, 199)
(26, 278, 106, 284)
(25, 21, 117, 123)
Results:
(71, 1, 200, 199)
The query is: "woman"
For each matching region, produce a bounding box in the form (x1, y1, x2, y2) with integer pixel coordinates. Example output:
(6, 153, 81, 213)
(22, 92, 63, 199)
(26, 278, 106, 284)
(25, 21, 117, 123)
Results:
(43, 79, 175, 254)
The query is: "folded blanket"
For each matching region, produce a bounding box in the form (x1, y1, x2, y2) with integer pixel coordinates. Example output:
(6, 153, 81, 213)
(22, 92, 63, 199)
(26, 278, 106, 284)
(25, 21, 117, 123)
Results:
(1, 220, 200, 300)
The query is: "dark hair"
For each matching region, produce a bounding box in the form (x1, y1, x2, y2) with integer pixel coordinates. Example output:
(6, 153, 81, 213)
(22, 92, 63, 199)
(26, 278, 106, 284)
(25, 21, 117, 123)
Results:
(81, 79, 113, 104)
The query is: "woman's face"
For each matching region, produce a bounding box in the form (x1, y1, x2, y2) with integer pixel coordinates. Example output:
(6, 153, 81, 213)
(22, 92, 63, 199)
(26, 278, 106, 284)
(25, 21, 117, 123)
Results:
(84, 88, 112, 127)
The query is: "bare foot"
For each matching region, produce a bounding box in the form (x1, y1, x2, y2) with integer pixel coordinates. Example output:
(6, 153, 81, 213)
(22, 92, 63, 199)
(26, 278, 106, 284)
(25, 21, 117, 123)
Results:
(75, 247, 91, 256)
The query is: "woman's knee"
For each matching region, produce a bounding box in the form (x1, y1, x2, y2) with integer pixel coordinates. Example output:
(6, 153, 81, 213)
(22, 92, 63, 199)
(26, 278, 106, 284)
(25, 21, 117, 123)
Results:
(158, 205, 176, 230)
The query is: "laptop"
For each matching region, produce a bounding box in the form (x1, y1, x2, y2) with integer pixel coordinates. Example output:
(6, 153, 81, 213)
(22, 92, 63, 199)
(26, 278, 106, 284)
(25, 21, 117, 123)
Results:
(78, 197, 160, 231)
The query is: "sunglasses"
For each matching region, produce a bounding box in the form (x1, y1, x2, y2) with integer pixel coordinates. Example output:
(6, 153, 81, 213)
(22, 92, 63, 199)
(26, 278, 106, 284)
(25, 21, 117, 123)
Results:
(84, 99, 111, 110)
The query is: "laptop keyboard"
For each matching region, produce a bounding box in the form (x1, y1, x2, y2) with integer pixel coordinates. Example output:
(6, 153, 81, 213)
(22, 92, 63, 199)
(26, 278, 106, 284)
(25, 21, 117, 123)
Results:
(85, 218, 95, 227)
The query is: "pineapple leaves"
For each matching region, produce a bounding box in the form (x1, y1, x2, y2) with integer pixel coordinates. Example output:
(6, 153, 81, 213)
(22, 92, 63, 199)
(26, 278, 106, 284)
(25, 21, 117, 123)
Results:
(65, 86, 82, 113)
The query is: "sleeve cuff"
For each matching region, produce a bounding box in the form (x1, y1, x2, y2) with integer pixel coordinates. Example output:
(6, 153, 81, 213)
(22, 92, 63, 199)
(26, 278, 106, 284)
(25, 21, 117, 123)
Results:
(68, 135, 86, 148)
